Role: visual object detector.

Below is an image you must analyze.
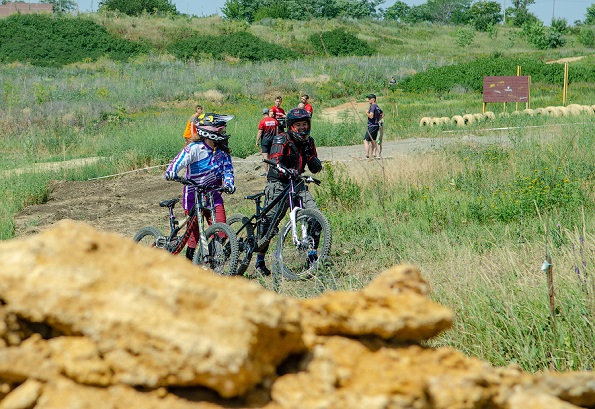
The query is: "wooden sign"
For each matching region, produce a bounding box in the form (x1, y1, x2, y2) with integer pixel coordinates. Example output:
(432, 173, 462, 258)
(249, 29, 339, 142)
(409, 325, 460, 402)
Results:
(483, 76, 530, 103)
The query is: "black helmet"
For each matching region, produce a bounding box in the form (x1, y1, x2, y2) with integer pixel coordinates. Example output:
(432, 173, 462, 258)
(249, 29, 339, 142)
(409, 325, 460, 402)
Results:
(194, 113, 234, 142)
(286, 108, 311, 141)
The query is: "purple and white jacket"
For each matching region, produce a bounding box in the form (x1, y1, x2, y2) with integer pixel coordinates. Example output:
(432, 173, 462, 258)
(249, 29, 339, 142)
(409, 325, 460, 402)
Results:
(165, 141, 234, 211)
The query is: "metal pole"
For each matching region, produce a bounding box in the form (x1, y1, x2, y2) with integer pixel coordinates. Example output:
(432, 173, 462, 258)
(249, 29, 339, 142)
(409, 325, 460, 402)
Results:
(563, 62, 568, 106)
(503, 0, 506, 24)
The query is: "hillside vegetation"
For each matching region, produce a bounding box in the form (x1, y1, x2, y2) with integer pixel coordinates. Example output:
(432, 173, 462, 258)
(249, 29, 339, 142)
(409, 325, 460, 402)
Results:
(0, 13, 594, 373)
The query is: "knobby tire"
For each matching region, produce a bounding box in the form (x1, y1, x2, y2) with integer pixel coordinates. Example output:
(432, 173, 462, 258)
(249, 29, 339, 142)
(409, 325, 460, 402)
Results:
(274, 208, 332, 281)
(194, 222, 240, 276)
(226, 213, 255, 276)
(133, 226, 164, 248)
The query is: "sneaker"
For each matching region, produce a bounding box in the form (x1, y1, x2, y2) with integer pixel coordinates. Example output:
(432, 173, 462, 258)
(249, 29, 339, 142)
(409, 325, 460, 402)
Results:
(255, 262, 271, 276)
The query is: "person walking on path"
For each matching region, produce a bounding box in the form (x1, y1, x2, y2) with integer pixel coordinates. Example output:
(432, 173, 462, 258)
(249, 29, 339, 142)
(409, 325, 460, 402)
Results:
(300, 94, 313, 116)
(270, 96, 286, 132)
(253, 107, 323, 276)
(165, 114, 236, 261)
(364, 93, 384, 159)
(256, 108, 279, 175)
(183, 104, 205, 144)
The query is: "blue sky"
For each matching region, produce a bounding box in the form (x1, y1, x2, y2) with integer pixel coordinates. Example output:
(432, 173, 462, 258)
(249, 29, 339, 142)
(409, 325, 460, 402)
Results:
(75, 0, 592, 25)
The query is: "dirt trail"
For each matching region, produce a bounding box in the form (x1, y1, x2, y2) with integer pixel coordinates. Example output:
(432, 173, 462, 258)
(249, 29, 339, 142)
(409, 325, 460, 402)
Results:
(13, 135, 511, 239)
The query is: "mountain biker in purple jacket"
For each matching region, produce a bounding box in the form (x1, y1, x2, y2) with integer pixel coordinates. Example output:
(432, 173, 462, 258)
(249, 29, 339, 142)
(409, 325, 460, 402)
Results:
(254, 107, 322, 276)
(165, 114, 236, 261)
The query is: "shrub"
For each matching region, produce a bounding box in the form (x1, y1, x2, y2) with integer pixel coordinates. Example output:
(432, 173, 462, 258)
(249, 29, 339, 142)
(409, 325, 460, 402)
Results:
(309, 28, 375, 57)
(578, 26, 595, 47)
(453, 26, 475, 47)
(168, 32, 293, 62)
(317, 162, 362, 211)
(0, 14, 145, 67)
(522, 20, 566, 50)
(398, 56, 595, 94)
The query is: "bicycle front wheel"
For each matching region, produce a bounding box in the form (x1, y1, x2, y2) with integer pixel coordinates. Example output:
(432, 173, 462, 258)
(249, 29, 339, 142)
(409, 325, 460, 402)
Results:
(274, 208, 332, 280)
(195, 222, 240, 276)
(133, 226, 165, 249)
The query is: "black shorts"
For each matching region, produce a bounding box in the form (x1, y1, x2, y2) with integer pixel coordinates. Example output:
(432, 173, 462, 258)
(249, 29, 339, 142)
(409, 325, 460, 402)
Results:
(261, 134, 274, 153)
(364, 124, 379, 141)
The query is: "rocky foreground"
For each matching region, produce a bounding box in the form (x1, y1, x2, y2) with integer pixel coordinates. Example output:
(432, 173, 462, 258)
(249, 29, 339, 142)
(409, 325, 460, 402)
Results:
(0, 220, 594, 409)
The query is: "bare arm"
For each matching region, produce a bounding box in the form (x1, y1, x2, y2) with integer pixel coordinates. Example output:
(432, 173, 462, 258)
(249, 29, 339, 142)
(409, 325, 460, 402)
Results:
(256, 130, 263, 146)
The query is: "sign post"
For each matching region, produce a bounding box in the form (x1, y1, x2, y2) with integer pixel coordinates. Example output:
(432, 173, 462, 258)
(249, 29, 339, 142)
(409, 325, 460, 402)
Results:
(483, 76, 531, 113)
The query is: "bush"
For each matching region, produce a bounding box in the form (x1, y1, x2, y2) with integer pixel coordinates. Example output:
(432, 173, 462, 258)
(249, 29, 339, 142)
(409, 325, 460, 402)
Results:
(168, 32, 293, 62)
(0, 14, 146, 67)
(309, 28, 375, 57)
(454, 26, 475, 47)
(317, 162, 362, 211)
(398, 55, 595, 94)
(522, 21, 566, 50)
(578, 26, 595, 47)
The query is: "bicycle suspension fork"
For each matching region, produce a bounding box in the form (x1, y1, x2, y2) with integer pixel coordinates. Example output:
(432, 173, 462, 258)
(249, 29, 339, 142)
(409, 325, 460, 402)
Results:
(287, 180, 305, 246)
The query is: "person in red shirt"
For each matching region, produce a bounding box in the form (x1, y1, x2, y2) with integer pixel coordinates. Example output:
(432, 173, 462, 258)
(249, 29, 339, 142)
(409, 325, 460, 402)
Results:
(256, 108, 278, 174)
(270, 96, 286, 131)
(300, 94, 313, 116)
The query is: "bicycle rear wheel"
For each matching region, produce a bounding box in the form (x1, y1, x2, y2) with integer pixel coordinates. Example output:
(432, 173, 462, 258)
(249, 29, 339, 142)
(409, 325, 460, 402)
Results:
(226, 213, 255, 276)
(195, 222, 239, 275)
(274, 208, 332, 280)
(133, 227, 165, 249)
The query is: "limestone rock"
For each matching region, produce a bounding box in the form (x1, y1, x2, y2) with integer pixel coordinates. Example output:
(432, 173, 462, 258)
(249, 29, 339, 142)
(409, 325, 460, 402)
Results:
(0, 220, 304, 397)
(299, 265, 453, 342)
(1, 221, 595, 409)
(35, 377, 222, 409)
(0, 379, 42, 409)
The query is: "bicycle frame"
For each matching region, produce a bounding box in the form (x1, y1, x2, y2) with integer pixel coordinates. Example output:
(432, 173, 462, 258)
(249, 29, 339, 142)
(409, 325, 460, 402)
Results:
(163, 184, 219, 256)
(237, 177, 305, 245)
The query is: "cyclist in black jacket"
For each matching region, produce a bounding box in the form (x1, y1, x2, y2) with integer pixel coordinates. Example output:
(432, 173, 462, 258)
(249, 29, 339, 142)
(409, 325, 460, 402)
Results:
(255, 107, 323, 276)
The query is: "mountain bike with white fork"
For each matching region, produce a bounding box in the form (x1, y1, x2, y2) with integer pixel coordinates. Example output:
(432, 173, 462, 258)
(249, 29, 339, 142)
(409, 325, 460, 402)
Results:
(227, 159, 332, 282)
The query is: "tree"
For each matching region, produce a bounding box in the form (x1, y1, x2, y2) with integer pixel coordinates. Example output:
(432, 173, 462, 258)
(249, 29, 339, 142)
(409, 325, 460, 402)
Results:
(585, 3, 595, 25)
(467, 1, 502, 31)
(253, 3, 289, 20)
(403, 0, 471, 24)
(383, 0, 410, 21)
(39, 0, 78, 13)
(98, 0, 177, 16)
(506, 0, 537, 27)
(222, 0, 384, 21)
(221, 0, 263, 22)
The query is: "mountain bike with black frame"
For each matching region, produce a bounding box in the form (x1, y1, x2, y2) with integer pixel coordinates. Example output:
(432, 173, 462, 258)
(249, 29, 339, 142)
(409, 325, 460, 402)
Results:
(227, 159, 332, 285)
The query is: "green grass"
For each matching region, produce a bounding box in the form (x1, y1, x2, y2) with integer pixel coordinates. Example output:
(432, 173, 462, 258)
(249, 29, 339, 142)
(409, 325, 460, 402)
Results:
(312, 125, 594, 371)
(0, 15, 594, 372)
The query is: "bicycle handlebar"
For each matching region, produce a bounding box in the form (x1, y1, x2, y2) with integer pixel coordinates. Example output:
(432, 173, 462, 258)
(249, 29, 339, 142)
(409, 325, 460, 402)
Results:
(262, 159, 321, 185)
(174, 176, 228, 192)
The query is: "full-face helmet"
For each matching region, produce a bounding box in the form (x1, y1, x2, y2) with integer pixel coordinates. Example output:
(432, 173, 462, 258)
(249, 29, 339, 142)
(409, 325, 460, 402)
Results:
(194, 113, 234, 142)
(286, 108, 311, 142)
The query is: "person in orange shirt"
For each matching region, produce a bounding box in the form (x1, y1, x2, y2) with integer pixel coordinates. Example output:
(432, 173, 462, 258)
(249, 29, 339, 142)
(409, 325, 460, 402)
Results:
(183, 104, 204, 144)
